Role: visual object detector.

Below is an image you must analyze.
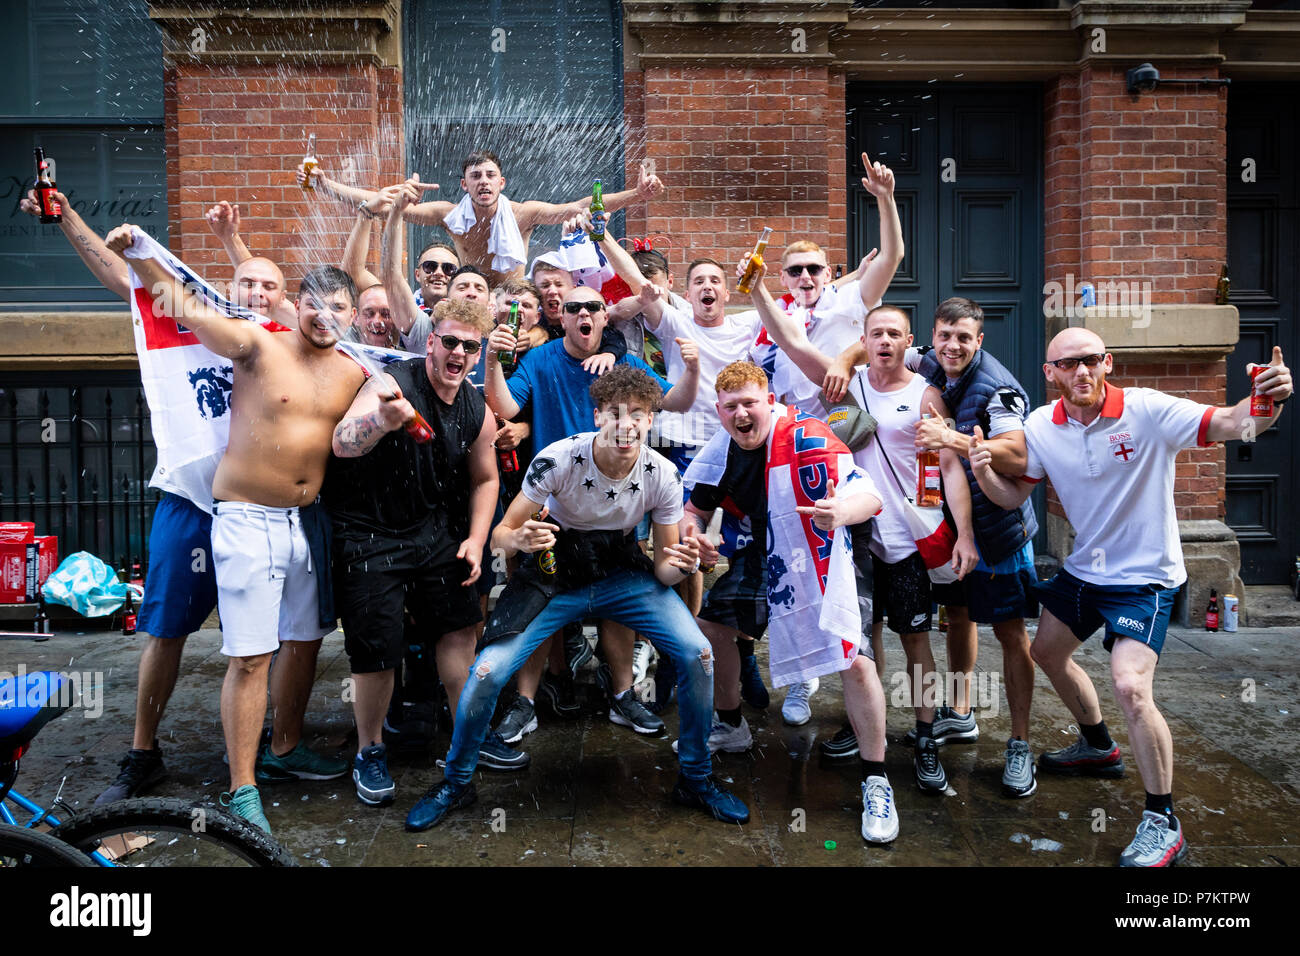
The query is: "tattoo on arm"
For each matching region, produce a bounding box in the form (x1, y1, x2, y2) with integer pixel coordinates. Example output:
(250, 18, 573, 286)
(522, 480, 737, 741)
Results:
(335, 409, 388, 456)
(75, 231, 117, 273)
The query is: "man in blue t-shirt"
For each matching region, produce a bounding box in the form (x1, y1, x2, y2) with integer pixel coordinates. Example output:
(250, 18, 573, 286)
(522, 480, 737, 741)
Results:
(483, 284, 701, 740)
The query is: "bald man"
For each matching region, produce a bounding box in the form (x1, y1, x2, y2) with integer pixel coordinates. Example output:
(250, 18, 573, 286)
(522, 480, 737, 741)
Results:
(970, 327, 1292, 866)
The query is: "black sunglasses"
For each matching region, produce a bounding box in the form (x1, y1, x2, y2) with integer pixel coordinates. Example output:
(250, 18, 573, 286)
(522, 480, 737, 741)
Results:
(563, 300, 605, 315)
(437, 334, 481, 354)
(784, 263, 826, 278)
(1048, 353, 1105, 371)
(420, 260, 458, 277)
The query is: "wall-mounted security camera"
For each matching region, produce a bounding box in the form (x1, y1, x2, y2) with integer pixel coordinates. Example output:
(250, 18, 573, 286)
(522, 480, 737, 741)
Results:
(1125, 63, 1160, 95)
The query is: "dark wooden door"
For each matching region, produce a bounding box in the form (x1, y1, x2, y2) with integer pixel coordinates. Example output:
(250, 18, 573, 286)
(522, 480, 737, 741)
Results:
(1226, 83, 1298, 584)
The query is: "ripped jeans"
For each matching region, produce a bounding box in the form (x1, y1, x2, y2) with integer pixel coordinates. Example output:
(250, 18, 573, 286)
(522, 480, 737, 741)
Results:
(443, 570, 715, 783)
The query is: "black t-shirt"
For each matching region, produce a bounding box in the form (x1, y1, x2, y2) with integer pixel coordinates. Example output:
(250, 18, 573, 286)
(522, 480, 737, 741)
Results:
(689, 441, 767, 579)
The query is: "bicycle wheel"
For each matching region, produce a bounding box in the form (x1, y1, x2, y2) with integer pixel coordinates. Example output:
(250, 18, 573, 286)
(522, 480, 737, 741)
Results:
(49, 797, 297, 867)
(0, 822, 95, 867)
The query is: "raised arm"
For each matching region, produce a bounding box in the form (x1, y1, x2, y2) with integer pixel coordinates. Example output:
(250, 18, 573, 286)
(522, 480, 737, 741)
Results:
(746, 261, 833, 388)
(568, 208, 669, 330)
(21, 187, 129, 300)
(482, 327, 525, 420)
(106, 225, 261, 359)
(857, 152, 904, 309)
(380, 177, 435, 336)
(1205, 348, 1292, 442)
(332, 373, 414, 458)
(204, 201, 253, 268)
(516, 162, 665, 227)
(342, 185, 403, 292)
(298, 163, 453, 228)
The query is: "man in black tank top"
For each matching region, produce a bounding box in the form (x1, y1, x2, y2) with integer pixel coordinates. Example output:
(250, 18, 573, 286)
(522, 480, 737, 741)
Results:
(325, 298, 526, 811)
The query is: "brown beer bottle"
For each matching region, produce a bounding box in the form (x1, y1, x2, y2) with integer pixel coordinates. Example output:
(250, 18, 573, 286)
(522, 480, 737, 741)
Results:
(34, 147, 62, 224)
(301, 133, 318, 191)
(916, 414, 943, 507)
(121, 569, 137, 635)
(1215, 264, 1230, 305)
(737, 227, 773, 294)
(1205, 589, 1219, 631)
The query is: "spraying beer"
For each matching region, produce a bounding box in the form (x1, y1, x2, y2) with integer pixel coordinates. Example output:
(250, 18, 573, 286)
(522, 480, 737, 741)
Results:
(916, 413, 943, 507)
(33, 147, 61, 224)
(301, 133, 318, 191)
(737, 226, 772, 294)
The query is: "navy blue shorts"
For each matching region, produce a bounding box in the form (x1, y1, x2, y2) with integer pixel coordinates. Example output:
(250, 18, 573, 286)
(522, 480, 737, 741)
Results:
(137, 493, 219, 639)
(932, 568, 1040, 624)
(1033, 569, 1178, 656)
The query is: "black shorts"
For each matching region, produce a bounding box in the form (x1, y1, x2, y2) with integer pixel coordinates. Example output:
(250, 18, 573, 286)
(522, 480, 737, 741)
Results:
(871, 551, 933, 636)
(334, 526, 482, 674)
(931, 567, 1040, 625)
(697, 542, 767, 638)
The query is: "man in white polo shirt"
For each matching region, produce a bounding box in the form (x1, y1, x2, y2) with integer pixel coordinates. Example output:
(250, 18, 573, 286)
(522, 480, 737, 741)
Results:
(970, 327, 1292, 867)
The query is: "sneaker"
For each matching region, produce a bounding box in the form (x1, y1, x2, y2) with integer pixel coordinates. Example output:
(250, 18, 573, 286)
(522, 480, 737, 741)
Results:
(537, 670, 581, 718)
(353, 743, 396, 806)
(651, 651, 677, 714)
(740, 654, 770, 710)
(914, 736, 948, 793)
(672, 714, 752, 755)
(405, 779, 476, 831)
(477, 731, 532, 771)
(861, 776, 899, 844)
(631, 640, 653, 685)
(609, 692, 665, 735)
(781, 678, 819, 726)
(671, 774, 750, 824)
(95, 743, 166, 805)
(495, 695, 538, 744)
(819, 724, 859, 760)
(1120, 811, 1188, 867)
(1038, 735, 1125, 778)
(1001, 738, 1037, 798)
(221, 784, 271, 835)
(903, 705, 980, 746)
(256, 740, 350, 782)
(565, 625, 594, 677)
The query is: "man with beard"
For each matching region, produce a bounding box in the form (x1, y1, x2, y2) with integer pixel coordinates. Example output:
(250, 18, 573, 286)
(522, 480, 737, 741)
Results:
(326, 297, 519, 808)
(971, 328, 1291, 866)
(106, 226, 368, 834)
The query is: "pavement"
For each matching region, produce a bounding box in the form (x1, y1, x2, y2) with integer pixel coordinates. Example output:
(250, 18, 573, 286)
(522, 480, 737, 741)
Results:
(2, 620, 1297, 867)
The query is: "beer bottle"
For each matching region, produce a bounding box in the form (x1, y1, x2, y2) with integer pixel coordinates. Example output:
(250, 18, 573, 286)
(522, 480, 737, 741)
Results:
(495, 414, 519, 473)
(1205, 589, 1219, 632)
(587, 180, 606, 241)
(835, 264, 844, 281)
(34, 147, 62, 224)
(498, 299, 520, 369)
(34, 592, 52, 635)
(916, 414, 943, 508)
(301, 133, 318, 191)
(531, 510, 557, 576)
(121, 569, 137, 636)
(1215, 263, 1230, 305)
(737, 227, 772, 295)
(937, 605, 948, 633)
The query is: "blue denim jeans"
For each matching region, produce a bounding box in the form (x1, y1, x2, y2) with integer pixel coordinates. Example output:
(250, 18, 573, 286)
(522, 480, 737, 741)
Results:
(444, 569, 714, 782)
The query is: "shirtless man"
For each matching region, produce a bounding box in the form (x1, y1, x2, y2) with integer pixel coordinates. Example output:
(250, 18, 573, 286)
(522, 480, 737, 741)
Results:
(301, 150, 664, 286)
(106, 225, 367, 834)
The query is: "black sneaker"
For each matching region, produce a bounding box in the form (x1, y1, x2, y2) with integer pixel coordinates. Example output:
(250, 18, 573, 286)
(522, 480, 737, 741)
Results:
(672, 774, 750, 824)
(405, 780, 476, 831)
(903, 706, 979, 746)
(1038, 736, 1125, 778)
(650, 651, 677, 714)
(477, 731, 531, 772)
(914, 736, 949, 793)
(609, 692, 665, 735)
(537, 669, 581, 718)
(819, 724, 859, 760)
(739, 654, 770, 709)
(565, 624, 594, 677)
(494, 695, 538, 744)
(95, 743, 166, 805)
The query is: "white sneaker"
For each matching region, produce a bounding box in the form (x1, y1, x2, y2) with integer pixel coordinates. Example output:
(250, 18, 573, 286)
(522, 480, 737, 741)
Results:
(861, 775, 899, 844)
(673, 713, 753, 754)
(631, 640, 653, 686)
(781, 678, 819, 726)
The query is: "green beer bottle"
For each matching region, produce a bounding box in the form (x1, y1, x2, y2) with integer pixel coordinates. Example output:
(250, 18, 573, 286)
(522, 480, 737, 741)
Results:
(587, 180, 606, 241)
(498, 298, 520, 369)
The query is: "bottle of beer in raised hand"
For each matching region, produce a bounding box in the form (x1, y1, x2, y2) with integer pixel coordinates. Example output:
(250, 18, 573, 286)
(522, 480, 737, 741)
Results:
(34, 147, 62, 224)
(587, 180, 606, 241)
(916, 413, 943, 508)
(301, 133, 318, 191)
(737, 227, 772, 294)
(498, 299, 520, 369)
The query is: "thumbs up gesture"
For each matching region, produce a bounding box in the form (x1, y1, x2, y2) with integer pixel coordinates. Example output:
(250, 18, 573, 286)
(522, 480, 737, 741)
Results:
(1249, 346, 1292, 401)
(795, 478, 843, 531)
(915, 401, 953, 450)
(968, 425, 994, 478)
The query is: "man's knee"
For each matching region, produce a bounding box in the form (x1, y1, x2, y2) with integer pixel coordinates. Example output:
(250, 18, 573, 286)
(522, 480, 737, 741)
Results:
(1111, 659, 1154, 712)
(229, 652, 272, 676)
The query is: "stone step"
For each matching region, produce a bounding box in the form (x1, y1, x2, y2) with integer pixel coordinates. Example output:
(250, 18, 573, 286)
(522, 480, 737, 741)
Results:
(1243, 584, 1300, 628)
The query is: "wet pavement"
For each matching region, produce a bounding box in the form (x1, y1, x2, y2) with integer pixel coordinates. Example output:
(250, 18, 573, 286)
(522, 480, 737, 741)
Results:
(3, 621, 1296, 866)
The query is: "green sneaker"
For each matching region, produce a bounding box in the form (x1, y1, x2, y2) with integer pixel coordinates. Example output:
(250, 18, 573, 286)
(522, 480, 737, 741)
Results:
(221, 784, 272, 835)
(256, 741, 349, 782)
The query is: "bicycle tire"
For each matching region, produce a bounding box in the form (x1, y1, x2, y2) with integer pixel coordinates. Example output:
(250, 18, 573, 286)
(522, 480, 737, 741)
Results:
(50, 797, 297, 867)
(0, 822, 96, 867)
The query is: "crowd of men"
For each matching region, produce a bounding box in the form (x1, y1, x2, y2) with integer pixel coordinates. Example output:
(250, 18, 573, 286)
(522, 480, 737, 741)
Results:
(21, 145, 1292, 867)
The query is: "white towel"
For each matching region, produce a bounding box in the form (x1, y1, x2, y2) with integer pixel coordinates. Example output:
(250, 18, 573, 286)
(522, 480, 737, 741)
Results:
(443, 193, 527, 274)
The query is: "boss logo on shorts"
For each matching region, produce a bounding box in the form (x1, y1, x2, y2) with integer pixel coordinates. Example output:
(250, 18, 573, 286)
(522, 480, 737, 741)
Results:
(1108, 431, 1136, 463)
(1116, 615, 1145, 632)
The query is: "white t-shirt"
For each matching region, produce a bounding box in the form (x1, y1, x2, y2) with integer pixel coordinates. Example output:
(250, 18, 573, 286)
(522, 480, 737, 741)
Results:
(650, 303, 763, 448)
(774, 283, 877, 420)
(520, 433, 684, 533)
(1020, 386, 1214, 588)
(846, 370, 932, 563)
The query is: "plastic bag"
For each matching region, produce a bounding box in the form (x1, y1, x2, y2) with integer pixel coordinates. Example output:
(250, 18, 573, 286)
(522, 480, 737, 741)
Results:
(40, 551, 136, 618)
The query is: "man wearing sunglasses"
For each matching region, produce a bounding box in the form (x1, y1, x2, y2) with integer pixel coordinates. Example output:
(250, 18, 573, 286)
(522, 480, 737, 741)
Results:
(970, 327, 1292, 866)
(326, 296, 524, 811)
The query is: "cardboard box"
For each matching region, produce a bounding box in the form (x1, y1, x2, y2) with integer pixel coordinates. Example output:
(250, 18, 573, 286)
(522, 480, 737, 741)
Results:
(0, 522, 35, 544)
(0, 532, 58, 603)
(35, 536, 57, 586)
(0, 542, 28, 602)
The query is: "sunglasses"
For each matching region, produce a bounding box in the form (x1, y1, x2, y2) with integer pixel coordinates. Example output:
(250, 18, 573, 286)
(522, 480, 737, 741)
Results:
(784, 263, 826, 278)
(420, 260, 458, 277)
(563, 300, 605, 315)
(437, 334, 481, 354)
(1048, 353, 1106, 371)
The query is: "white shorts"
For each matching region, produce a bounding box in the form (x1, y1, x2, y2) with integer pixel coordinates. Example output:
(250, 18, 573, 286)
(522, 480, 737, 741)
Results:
(212, 501, 334, 657)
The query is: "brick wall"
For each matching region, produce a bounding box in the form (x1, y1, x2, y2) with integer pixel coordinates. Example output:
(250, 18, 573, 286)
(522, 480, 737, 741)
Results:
(169, 63, 403, 289)
(639, 65, 846, 292)
(622, 69, 647, 243)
